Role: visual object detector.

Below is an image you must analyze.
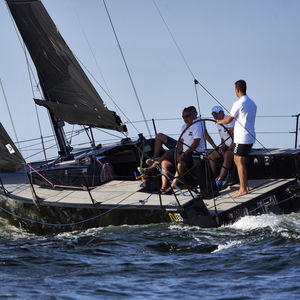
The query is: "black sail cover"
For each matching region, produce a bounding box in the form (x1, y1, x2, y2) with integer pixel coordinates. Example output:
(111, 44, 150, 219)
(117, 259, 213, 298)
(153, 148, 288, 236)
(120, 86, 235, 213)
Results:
(6, 0, 127, 132)
(0, 123, 25, 173)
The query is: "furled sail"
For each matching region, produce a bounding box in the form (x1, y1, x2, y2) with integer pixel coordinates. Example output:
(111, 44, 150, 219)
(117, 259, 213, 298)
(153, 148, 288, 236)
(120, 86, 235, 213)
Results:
(0, 123, 25, 173)
(6, 0, 127, 132)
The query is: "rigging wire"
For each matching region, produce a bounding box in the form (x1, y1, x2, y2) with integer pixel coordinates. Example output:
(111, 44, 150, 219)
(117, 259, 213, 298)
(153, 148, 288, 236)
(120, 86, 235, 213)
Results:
(94, 127, 128, 140)
(23, 45, 48, 162)
(68, 0, 116, 111)
(152, 1, 195, 79)
(6, 1, 135, 161)
(152, 0, 201, 117)
(6, 3, 51, 160)
(68, 125, 76, 145)
(102, 0, 152, 138)
(69, 0, 133, 142)
(76, 55, 140, 134)
(24, 143, 58, 161)
(0, 78, 20, 148)
(152, 0, 271, 152)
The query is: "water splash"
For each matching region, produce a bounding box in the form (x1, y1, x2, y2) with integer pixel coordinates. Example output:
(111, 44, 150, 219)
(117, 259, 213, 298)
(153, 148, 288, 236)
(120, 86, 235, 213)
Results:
(228, 214, 283, 231)
(227, 213, 300, 238)
(212, 240, 243, 253)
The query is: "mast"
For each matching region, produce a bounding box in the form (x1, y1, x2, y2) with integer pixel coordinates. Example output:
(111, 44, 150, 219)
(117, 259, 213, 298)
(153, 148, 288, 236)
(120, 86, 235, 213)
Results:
(38, 79, 72, 158)
(6, 0, 127, 159)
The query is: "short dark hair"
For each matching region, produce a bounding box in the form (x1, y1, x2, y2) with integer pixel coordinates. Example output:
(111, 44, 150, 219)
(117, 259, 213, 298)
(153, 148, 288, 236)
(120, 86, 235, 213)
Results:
(235, 80, 247, 94)
(184, 106, 197, 115)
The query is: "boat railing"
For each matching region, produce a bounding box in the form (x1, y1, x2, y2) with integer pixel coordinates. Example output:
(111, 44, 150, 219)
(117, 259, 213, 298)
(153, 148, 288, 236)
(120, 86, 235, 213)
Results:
(131, 113, 300, 149)
(11, 113, 300, 162)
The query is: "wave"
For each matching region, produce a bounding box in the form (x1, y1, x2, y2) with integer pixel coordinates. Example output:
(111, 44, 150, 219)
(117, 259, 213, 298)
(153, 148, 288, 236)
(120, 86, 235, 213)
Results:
(1, 213, 299, 250)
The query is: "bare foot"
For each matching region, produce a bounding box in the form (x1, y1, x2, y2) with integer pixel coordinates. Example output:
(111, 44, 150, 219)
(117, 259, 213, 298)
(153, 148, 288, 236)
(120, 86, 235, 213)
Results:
(232, 190, 249, 199)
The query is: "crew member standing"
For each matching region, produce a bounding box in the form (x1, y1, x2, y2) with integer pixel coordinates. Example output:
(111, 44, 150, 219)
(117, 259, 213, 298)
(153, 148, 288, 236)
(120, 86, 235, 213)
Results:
(217, 80, 257, 198)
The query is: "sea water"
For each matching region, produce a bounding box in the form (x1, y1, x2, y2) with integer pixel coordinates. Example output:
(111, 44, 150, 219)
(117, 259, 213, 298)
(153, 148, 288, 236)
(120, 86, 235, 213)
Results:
(0, 213, 299, 299)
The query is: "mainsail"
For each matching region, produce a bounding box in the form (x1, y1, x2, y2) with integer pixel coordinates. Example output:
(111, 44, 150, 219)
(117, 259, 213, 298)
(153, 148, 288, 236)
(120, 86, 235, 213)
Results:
(6, 0, 126, 132)
(0, 123, 25, 173)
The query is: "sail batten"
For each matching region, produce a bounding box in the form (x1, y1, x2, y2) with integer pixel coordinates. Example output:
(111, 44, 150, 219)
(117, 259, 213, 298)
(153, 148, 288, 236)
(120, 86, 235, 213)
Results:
(6, 0, 126, 132)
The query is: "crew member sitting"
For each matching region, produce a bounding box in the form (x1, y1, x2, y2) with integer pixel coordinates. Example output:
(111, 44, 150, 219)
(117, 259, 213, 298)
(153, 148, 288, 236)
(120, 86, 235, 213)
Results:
(209, 105, 234, 188)
(160, 106, 216, 194)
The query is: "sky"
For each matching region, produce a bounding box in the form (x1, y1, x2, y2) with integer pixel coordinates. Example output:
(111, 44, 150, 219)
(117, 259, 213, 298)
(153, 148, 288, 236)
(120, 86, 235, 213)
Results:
(0, 0, 299, 161)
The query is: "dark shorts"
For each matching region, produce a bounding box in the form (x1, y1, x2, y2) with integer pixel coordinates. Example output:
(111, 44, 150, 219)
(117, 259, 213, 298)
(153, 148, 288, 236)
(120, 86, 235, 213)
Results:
(233, 143, 253, 157)
(164, 148, 176, 162)
(165, 135, 177, 150)
(216, 145, 230, 155)
(163, 149, 193, 169)
(181, 152, 193, 168)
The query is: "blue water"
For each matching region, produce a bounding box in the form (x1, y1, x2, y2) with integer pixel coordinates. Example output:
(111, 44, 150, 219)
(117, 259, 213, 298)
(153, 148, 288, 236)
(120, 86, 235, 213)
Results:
(0, 213, 299, 299)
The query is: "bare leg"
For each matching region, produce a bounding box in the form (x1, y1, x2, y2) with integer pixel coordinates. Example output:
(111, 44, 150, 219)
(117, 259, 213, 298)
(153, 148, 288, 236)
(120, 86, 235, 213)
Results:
(218, 150, 233, 181)
(146, 163, 159, 175)
(146, 150, 173, 173)
(232, 155, 249, 198)
(153, 133, 168, 157)
(161, 160, 173, 190)
(171, 161, 186, 188)
(208, 150, 221, 176)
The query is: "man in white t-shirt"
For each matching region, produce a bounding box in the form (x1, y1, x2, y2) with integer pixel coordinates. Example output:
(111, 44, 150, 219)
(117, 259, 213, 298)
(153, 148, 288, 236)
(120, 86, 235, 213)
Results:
(217, 80, 257, 198)
(160, 106, 216, 194)
(209, 106, 234, 188)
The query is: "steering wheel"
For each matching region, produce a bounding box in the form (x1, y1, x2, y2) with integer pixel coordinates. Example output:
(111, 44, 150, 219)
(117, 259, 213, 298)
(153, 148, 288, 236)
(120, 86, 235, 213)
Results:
(174, 118, 233, 180)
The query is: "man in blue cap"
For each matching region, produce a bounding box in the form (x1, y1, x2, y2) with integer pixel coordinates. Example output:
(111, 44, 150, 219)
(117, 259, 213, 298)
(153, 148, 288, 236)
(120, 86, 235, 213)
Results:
(209, 105, 235, 188)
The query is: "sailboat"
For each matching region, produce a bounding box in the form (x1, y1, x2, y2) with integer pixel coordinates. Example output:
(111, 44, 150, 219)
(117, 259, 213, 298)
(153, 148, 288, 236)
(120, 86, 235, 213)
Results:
(0, 0, 299, 234)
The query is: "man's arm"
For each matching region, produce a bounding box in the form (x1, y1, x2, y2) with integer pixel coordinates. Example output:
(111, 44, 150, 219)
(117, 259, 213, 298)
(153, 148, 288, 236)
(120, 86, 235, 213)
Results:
(177, 138, 183, 154)
(217, 115, 234, 125)
(205, 131, 217, 149)
(182, 138, 200, 156)
(227, 127, 234, 149)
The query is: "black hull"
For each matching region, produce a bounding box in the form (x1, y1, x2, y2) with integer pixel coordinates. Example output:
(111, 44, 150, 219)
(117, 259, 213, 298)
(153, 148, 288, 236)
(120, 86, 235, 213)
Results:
(0, 197, 176, 234)
(218, 183, 300, 226)
(0, 146, 299, 234)
(0, 187, 299, 234)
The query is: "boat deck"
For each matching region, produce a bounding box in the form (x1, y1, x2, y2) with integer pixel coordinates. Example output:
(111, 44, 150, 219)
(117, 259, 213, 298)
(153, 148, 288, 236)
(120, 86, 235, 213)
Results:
(1, 172, 192, 210)
(0, 171, 296, 213)
(205, 178, 297, 212)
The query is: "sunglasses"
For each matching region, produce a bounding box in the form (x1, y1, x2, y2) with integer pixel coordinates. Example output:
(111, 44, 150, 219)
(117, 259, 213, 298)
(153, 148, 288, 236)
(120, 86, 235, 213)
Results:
(182, 113, 191, 118)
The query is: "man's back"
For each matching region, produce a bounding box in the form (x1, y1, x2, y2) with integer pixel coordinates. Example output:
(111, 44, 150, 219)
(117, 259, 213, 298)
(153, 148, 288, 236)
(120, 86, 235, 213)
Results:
(231, 95, 257, 144)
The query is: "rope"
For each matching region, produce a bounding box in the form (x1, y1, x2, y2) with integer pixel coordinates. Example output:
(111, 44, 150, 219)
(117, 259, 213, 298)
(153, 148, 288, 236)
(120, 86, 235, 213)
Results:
(102, 0, 152, 138)
(27, 161, 138, 190)
(26, 164, 54, 187)
(99, 162, 113, 183)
